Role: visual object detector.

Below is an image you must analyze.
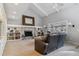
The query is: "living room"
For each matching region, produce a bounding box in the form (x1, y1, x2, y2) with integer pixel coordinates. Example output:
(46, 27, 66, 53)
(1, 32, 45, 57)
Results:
(1, 3, 79, 56)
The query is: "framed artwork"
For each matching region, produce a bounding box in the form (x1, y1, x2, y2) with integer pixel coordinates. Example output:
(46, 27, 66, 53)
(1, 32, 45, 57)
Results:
(22, 15, 35, 26)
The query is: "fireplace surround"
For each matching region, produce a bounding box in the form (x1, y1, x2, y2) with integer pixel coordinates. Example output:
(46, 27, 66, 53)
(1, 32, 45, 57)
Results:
(24, 31, 33, 37)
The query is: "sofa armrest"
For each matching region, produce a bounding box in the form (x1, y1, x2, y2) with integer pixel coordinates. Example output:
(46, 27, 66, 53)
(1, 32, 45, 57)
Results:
(34, 36, 47, 42)
(35, 39, 48, 46)
(34, 36, 42, 40)
(35, 39, 48, 54)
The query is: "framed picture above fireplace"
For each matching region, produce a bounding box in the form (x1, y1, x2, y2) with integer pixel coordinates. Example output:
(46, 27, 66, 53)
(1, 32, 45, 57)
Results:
(22, 15, 35, 26)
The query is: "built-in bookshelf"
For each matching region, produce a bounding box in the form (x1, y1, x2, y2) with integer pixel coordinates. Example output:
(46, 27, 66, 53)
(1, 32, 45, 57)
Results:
(7, 24, 42, 40)
(7, 27, 21, 40)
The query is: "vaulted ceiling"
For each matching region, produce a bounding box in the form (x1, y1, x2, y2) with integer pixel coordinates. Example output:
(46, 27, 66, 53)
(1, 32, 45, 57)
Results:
(4, 3, 31, 20)
(30, 3, 75, 17)
(4, 3, 75, 20)
(31, 3, 63, 16)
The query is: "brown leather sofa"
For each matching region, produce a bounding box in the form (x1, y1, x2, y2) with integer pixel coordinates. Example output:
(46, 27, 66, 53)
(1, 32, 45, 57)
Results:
(35, 34, 59, 55)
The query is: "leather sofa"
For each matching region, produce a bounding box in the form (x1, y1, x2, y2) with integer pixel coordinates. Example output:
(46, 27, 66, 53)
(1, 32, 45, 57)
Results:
(34, 33, 66, 55)
(34, 34, 58, 55)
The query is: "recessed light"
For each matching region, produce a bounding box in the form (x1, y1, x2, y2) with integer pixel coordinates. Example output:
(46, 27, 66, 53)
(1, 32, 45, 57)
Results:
(13, 11, 16, 14)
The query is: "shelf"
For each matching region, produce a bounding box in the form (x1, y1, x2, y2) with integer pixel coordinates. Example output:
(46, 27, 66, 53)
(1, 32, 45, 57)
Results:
(7, 24, 42, 28)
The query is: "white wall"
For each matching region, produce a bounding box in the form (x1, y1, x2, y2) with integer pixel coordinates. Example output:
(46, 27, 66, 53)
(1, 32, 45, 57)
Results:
(7, 9, 43, 26)
(0, 4, 7, 55)
(44, 4, 79, 44)
(4, 3, 43, 27)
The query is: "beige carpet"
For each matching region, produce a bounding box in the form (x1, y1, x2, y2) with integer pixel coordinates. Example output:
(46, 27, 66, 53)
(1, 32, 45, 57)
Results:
(3, 39, 41, 56)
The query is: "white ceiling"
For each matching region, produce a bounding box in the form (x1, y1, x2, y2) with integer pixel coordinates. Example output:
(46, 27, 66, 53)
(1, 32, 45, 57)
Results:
(4, 3, 31, 20)
(36, 3, 59, 15)
(31, 3, 74, 17)
(30, 3, 64, 16)
(4, 3, 75, 20)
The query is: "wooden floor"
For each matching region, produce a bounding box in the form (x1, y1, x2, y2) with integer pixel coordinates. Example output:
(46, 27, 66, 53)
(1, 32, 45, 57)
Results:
(3, 39, 41, 56)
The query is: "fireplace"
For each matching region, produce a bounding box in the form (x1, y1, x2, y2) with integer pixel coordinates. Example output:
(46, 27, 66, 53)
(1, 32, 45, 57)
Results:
(24, 31, 33, 37)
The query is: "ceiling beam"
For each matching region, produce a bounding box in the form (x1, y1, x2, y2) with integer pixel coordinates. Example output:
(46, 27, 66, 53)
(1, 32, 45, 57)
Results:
(33, 3, 48, 16)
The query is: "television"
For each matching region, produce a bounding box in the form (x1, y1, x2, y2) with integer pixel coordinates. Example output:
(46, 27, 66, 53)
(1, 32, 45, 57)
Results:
(24, 31, 33, 37)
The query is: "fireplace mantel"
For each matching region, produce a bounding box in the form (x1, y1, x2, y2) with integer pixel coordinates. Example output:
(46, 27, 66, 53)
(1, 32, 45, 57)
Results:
(7, 24, 42, 28)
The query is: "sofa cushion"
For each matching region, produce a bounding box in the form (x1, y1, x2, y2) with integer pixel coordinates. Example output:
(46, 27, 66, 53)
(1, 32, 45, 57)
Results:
(34, 34, 50, 43)
(35, 36, 42, 40)
(34, 36, 46, 40)
(41, 36, 47, 42)
(44, 34, 50, 43)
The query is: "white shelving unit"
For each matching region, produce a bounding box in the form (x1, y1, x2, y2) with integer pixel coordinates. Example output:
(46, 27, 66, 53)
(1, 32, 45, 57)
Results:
(47, 20, 68, 34)
(7, 24, 42, 40)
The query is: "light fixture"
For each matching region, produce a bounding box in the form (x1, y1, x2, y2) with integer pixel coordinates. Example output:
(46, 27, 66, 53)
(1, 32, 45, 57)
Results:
(53, 3, 64, 13)
(52, 3, 59, 12)
(13, 11, 16, 14)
